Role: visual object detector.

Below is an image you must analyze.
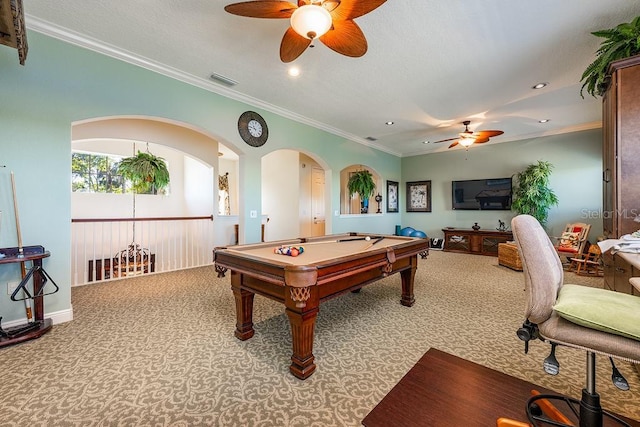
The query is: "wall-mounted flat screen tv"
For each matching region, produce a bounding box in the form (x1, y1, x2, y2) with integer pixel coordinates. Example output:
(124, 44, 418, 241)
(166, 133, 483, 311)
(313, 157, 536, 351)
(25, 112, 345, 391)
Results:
(452, 177, 512, 210)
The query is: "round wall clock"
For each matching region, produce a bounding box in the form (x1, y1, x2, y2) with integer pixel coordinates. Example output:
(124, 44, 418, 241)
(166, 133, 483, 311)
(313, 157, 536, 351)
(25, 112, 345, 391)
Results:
(237, 111, 268, 147)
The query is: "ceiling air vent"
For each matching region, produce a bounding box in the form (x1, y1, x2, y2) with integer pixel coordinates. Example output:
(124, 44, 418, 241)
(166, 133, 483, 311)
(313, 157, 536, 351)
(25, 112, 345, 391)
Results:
(209, 73, 238, 87)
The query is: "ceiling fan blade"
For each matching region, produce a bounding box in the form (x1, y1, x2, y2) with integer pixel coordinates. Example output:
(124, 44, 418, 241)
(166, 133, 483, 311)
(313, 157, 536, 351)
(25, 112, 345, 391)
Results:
(474, 130, 504, 138)
(474, 137, 490, 143)
(225, 1, 298, 18)
(330, 0, 387, 20)
(322, 1, 341, 12)
(319, 20, 367, 57)
(280, 27, 312, 62)
(448, 141, 459, 149)
(431, 137, 459, 144)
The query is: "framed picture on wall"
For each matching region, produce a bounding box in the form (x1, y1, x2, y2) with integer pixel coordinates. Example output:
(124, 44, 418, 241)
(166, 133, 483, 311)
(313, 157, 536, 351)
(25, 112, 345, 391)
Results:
(406, 180, 431, 212)
(386, 180, 399, 213)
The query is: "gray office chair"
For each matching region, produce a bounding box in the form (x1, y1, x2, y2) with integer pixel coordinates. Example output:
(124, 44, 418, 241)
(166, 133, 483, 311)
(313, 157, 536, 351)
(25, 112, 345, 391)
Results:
(511, 214, 640, 427)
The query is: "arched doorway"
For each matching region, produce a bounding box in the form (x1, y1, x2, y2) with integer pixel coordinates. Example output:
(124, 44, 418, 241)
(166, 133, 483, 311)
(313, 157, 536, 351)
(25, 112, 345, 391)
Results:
(261, 149, 331, 240)
(70, 116, 240, 285)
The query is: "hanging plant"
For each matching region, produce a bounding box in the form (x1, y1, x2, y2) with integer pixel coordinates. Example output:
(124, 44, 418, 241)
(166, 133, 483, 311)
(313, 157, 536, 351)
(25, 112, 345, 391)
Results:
(347, 169, 376, 201)
(511, 160, 559, 225)
(580, 15, 640, 98)
(117, 150, 170, 194)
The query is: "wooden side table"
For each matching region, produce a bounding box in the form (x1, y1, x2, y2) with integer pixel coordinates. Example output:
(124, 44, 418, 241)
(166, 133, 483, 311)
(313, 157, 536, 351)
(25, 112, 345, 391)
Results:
(0, 245, 55, 348)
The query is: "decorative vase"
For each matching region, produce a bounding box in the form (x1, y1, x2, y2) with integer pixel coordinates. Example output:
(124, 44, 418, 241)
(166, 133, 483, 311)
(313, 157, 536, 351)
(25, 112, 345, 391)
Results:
(472, 222, 481, 231)
(361, 199, 369, 214)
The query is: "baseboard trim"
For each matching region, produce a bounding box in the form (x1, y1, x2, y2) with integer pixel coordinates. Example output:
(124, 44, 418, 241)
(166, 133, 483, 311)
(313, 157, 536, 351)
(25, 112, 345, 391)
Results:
(1, 306, 74, 328)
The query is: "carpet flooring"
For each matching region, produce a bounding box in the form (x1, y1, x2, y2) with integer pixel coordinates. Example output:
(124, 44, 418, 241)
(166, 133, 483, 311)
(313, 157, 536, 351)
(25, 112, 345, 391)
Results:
(1, 250, 638, 426)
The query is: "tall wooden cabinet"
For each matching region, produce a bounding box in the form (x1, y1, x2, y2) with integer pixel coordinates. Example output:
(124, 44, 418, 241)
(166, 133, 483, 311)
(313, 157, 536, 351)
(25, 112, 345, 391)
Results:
(602, 54, 640, 238)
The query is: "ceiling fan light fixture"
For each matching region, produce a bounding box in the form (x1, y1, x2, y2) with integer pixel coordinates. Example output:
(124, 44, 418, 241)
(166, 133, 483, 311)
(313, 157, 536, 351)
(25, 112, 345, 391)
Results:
(459, 136, 475, 147)
(290, 5, 332, 40)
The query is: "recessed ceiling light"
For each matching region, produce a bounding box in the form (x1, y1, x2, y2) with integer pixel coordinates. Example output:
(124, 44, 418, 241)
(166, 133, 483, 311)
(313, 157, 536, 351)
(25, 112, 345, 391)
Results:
(538, 119, 550, 123)
(532, 82, 548, 89)
(423, 140, 430, 144)
(288, 67, 300, 77)
(385, 121, 394, 125)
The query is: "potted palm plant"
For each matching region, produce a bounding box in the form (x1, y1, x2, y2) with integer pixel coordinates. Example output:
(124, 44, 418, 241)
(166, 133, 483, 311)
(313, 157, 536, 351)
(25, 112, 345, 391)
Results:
(580, 15, 640, 98)
(347, 169, 376, 214)
(511, 160, 558, 226)
(117, 150, 170, 194)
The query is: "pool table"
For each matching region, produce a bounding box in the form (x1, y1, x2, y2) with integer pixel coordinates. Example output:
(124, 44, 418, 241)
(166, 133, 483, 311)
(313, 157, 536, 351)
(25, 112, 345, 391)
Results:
(213, 233, 429, 379)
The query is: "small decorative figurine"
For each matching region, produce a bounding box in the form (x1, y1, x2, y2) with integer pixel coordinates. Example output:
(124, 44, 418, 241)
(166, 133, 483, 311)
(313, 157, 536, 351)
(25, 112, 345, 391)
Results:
(375, 193, 383, 214)
(472, 222, 481, 231)
(497, 220, 507, 232)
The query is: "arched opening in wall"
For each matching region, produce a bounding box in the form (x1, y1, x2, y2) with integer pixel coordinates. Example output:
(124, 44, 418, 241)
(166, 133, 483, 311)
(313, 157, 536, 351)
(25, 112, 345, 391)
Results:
(340, 165, 382, 215)
(216, 143, 240, 217)
(70, 116, 240, 286)
(261, 149, 330, 241)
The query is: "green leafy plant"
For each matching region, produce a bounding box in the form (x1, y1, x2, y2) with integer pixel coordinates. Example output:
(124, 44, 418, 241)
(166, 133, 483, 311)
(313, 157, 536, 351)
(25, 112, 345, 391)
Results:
(117, 150, 170, 194)
(511, 160, 559, 225)
(580, 15, 640, 98)
(347, 169, 376, 201)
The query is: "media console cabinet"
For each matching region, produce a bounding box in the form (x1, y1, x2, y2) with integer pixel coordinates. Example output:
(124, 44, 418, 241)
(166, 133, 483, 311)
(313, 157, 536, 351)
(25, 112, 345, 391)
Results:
(442, 228, 513, 256)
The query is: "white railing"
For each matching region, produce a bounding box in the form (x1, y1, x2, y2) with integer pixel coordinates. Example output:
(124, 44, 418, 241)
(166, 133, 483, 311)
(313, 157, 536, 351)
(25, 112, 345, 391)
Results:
(71, 215, 214, 286)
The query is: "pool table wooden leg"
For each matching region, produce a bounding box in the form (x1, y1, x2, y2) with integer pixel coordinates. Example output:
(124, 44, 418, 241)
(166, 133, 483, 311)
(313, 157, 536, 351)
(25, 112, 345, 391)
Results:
(400, 255, 418, 307)
(231, 272, 255, 340)
(285, 286, 319, 380)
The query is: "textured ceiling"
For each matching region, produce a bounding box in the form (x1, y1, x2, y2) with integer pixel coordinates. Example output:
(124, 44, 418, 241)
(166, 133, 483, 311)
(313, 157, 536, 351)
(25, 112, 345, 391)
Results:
(22, 0, 640, 157)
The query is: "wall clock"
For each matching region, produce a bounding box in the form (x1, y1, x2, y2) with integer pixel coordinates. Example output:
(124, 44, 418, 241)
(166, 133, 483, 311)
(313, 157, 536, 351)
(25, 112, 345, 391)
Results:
(238, 111, 268, 147)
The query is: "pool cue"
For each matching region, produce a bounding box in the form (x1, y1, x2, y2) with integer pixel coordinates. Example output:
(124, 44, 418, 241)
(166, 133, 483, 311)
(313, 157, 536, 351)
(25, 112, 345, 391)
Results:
(362, 236, 385, 250)
(289, 236, 377, 246)
(10, 171, 33, 322)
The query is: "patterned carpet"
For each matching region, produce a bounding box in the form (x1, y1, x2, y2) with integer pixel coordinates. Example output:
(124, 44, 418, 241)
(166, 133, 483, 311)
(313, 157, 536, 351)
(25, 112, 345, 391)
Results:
(1, 250, 638, 426)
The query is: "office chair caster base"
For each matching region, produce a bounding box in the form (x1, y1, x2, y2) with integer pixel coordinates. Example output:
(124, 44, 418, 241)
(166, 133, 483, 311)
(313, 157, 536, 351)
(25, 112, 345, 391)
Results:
(526, 393, 631, 427)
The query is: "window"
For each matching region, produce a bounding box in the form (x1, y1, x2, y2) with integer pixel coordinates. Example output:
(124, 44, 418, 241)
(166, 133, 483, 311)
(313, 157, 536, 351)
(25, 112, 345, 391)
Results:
(72, 151, 164, 195)
(72, 152, 126, 193)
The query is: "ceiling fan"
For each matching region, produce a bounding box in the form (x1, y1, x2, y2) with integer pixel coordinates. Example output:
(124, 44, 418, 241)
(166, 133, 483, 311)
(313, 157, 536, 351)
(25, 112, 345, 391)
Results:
(431, 121, 504, 149)
(224, 0, 387, 62)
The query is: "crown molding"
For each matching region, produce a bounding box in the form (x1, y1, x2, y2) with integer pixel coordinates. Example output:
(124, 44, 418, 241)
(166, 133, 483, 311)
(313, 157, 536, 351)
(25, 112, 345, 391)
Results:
(25, 15, 401, 157)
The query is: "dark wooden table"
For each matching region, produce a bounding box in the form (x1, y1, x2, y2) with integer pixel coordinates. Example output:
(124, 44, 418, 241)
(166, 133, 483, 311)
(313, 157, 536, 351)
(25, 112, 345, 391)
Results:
(0, 245, 53, 348)
(362, 348, 639, 427)
(213, 233, 429, 380)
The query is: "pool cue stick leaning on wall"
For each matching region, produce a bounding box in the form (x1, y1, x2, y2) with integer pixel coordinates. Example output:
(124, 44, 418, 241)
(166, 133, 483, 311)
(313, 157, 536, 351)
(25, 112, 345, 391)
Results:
(10, 171, 33, 323)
